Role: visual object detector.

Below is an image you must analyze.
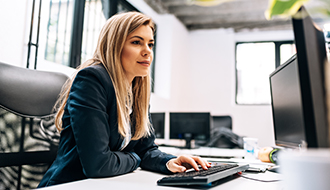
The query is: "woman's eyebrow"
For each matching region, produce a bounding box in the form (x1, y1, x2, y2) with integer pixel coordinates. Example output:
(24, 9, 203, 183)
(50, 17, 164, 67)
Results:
(130, 36, 154, 42)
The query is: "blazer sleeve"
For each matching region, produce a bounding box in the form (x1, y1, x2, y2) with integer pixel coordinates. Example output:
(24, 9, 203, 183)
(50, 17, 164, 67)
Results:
(66, 67, 140, 178)
(133, 113, 176, 174)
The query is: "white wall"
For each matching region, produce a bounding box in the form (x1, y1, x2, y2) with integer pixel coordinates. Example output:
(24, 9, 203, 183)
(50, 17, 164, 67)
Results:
(0, 0, 31, 67)
(181, 29, 294, 147)
(165, 28, 294, 147)
(131, 0, 295, 147)
(0, 0, 296, 147)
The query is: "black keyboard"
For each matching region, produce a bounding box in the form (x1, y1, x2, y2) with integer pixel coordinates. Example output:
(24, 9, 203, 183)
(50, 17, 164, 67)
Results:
(157, 163, 249, 186)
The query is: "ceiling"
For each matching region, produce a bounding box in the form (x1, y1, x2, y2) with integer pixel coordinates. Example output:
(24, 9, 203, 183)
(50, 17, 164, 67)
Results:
(143, 0, 329, 32)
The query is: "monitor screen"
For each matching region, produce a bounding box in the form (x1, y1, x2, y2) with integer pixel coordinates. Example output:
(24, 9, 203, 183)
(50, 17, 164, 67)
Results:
(270, 55, 306, 147)
(170, 112, 210, 148)
(269, 6, 329, 148)
(150, 112, 165, 139)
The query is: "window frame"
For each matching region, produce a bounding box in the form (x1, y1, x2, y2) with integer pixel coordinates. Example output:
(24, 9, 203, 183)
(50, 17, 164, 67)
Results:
(235, 40, 294, 105)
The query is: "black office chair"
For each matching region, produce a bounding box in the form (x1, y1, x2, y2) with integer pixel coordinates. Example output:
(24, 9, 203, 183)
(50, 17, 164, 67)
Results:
(0, 62, 69, 189)
(207, 116, 244, 148)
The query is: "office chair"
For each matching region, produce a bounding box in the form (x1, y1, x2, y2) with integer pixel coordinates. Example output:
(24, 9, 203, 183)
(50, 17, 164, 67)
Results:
(0, 62, 69, 189)
(207, 116, 243, 148)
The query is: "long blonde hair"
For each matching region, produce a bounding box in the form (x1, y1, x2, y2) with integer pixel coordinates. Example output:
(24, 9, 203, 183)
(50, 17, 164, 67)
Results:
(55, 12, 154, 140)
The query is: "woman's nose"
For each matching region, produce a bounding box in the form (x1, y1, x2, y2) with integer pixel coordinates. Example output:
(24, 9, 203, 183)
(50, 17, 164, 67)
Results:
(142, 45, 152, 56)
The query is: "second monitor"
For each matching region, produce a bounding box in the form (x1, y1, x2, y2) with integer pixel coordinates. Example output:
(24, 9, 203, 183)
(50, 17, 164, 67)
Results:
(150, 112, 165, 139)
(170, 112, 210, 149)
(269, 6, 329, 148)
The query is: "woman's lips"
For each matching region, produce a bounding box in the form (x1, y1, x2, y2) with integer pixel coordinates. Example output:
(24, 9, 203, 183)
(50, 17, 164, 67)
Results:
(137, 61, 150, 66)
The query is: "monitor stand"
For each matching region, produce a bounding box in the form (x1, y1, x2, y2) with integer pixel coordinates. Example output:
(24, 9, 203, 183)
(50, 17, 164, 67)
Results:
(158, 133, 199, 149)
(184, 133, 192, 149)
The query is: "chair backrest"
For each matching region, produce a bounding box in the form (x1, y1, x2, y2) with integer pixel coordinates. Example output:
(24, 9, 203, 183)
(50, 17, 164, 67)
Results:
(208, 115, 242, 148)
(0, 62, 69, 118)
(0, 62, 69, 189)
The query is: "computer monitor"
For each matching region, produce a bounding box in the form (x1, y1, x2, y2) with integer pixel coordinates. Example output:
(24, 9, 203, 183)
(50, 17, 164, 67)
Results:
(150, 112, 165, 139)
(269, 6, 329, 148)
(170, 112, 210, 149)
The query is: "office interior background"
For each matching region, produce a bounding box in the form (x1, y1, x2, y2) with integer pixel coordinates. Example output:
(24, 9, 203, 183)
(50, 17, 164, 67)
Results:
(1, 0, 330, 158)
(1, 0, 330, 189)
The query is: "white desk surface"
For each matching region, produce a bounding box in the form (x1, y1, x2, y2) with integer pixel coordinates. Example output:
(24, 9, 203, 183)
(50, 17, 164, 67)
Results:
(38, 147, 280, 190)
(158, 146, 246, 158)
(38, 168, 282, 190)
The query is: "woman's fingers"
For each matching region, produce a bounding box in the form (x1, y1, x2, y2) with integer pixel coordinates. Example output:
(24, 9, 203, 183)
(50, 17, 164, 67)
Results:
(191, 156, 210, 170)
(182, 156, 200, 171)
(178, 155, 210, 171)
(167, 155, 211, 173)
(167, 158, 186, 173)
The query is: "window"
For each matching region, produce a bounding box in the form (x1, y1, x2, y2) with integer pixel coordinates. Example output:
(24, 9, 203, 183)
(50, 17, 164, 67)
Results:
(81, 0, 142, 63)
(280, 43, 296, 65)
(44, 0, 143, 68)
(325, 30, 330, 52)
(44, 0, 107, 67)
(43, 0, 157, 91)
(236, 41, 295, 105)
(44, 0, 74, 66)
(81, 0, 107, 63)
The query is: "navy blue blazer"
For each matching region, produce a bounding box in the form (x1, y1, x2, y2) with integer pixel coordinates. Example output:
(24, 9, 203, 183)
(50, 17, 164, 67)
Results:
(38, 64, 176, 187)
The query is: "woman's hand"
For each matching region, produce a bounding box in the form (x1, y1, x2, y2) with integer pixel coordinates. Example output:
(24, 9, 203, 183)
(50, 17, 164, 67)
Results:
(166, 155, 211, 173)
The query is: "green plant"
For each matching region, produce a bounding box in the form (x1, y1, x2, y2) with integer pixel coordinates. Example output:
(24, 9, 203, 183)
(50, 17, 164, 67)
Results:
(265, 0, 330, 19)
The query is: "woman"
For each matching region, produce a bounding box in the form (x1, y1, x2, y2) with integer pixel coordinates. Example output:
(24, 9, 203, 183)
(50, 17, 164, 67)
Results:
(38, 12, 210, 187)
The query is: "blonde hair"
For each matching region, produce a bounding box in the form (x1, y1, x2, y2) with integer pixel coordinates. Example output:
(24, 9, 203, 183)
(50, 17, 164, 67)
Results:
(55, 12, 154, 140)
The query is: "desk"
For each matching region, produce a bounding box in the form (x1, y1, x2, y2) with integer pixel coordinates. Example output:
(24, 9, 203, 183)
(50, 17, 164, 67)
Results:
(38, 147, 279, 189)
(37, 168, 282, 190)
(158, 146, 275, 172)
(158, 146, 245, 158)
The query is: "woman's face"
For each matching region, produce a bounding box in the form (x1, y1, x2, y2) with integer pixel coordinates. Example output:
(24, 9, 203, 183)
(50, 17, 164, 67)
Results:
(121, 25, 154, 83)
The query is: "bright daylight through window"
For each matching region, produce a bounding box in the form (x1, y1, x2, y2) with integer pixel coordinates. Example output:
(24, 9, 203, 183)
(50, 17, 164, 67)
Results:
(236, 42, 296, 105)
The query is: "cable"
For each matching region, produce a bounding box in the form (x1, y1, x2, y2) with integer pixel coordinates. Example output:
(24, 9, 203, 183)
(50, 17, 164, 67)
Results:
(237, 172, 281, 183)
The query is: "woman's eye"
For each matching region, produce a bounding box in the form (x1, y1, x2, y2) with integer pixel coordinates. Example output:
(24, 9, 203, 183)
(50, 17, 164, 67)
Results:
(132, 41, 140, 45)
(149, 43, 154, 48)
